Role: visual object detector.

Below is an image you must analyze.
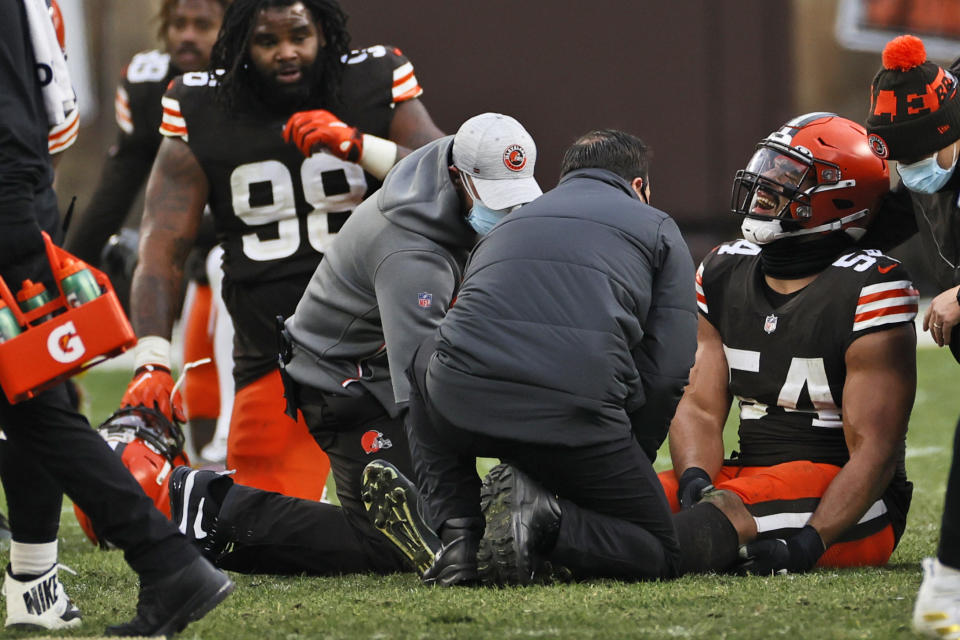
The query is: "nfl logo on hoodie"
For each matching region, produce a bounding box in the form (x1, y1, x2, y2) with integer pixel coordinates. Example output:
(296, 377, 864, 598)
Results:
(417, 292, 432, 308)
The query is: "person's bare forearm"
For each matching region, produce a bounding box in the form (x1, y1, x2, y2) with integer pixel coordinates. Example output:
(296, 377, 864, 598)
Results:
(808, 452, 896, 546)
(129, 137, 207, 338)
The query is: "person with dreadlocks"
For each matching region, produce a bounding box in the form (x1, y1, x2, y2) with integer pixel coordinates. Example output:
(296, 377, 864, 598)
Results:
(118, 0, 444, 502)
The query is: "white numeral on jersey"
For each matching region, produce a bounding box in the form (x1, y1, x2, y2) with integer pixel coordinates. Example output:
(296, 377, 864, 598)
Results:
(230, 155, 366, 261)
(300, 154, 366, 254)
(231, 160, 299, 261)
(126, 51, 170, 83)
(778, 357, 838, 410)
(343, 45, 388, 65)
(722, 346, 760, 375)
(832, 252, 876, 272)
(717, 239, 761, 256)
(724, 345, 838, 412)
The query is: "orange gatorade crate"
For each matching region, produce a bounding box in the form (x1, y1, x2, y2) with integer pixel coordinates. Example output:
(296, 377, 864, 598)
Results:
(0, 232, 136, 403)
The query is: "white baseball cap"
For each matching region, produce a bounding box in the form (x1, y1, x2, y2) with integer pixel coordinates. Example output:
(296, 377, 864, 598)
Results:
(452, 113, 542, 210)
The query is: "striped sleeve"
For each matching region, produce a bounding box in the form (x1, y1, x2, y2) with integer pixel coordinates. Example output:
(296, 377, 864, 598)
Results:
(391, 57, 423, 103)
(48, 108, 79, 154)
(852, 279, 919, 333)
(695, 261, 707, 314)
(114, 85, 133, 135)
(159, 96, 188, 141)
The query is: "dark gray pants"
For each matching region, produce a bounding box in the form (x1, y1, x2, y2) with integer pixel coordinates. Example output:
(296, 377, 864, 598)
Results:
(405, 345, 681, 581)
(215, 387, 414, 575)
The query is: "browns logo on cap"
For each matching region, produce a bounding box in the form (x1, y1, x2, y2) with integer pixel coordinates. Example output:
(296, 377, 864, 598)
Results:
(503, 144, 527, 171)
(867, 133, 889, 159)
(451, 113, 542, 210)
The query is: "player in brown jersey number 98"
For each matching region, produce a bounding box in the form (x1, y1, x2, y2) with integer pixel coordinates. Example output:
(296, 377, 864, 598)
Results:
(118, 0, 444, 502)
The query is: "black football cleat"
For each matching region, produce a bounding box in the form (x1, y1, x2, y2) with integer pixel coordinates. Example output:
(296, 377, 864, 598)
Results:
(168, 466, 234, 562)
(104, 556, 233, 637)
(478, 464, 563, 587)
(361, 459, 441, 575)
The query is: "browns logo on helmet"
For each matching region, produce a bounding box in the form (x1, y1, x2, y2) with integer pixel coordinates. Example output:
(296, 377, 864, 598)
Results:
(73, 407, 189, 547)
(731, 112, 890, 245)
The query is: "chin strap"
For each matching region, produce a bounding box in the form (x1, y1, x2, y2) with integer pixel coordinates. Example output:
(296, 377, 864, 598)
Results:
(745, 209, 869, 244)
(780, 208, 869, 239)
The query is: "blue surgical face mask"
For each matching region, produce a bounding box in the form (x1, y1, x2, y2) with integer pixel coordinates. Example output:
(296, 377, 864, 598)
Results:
(897, 143, 959, 194)
(466, 202, 508, 235)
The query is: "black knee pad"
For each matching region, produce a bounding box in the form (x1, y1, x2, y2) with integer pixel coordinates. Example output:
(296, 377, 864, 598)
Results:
(673, 502, 739, 575)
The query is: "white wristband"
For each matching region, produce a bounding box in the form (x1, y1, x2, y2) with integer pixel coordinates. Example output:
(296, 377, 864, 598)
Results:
(134, 335, 172, 371)
(360, 134, 398, 180)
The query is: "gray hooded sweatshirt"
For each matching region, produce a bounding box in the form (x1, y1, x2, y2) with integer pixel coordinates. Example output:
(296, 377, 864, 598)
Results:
(285, 136, 476, 416)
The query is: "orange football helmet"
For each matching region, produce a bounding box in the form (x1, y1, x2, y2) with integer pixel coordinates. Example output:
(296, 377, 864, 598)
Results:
(74, 407, 190, 547)
(732, 112, 890, 244)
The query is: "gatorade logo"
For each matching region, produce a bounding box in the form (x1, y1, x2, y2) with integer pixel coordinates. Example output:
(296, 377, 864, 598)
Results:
(47, 321, 85, 363)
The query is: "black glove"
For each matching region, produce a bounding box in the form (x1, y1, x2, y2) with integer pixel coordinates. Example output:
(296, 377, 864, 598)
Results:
(677, 467, 713, 509)
(736, 525, 825, 575)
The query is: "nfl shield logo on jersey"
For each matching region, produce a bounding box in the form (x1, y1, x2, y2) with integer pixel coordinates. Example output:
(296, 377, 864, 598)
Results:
(764, 313, 778, 334)
(417, 292, 432, 308)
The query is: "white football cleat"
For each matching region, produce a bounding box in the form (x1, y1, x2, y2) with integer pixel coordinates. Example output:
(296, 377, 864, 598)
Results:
(914, 557, 960, 639)
(3, 563, 81, 630)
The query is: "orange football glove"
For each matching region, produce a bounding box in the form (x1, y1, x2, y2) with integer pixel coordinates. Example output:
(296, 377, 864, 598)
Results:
(283, 109, 363, 162)
(120, 364, 185, 423)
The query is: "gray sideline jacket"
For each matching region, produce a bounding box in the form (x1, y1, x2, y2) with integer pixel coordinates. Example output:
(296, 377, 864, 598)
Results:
(285, 136, 475, 416)
(427, 168, 697, 460)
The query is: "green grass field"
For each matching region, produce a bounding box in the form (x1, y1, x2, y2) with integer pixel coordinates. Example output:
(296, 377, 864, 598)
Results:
(2, 347, 956, 639)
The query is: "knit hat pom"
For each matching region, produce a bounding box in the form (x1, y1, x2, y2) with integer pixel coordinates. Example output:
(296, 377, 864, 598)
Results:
(882, 35, 927, 71)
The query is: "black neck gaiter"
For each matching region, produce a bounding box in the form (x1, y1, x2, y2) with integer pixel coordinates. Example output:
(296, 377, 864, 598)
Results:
(758, 232, 855, 279)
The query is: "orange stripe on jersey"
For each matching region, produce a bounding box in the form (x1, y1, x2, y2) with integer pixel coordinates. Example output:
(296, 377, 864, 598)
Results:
(160, 97, 188, 138)
(49, 118, 77, 144)
(115, 88, 133, 134)
(393, 68, 415, 89)
(48, 111, 79, 154)
(49, 126, 77, 148)
(854, 303, 918, 324)
(49, 132, 77, 154)
(160, 123, 188, 136)
(858, 286, 918, 305)
(393, 85, 422, 102)
(695, 263, 707, 312)
(115, 87, 129, 110)
(392, 61, 422, 103)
